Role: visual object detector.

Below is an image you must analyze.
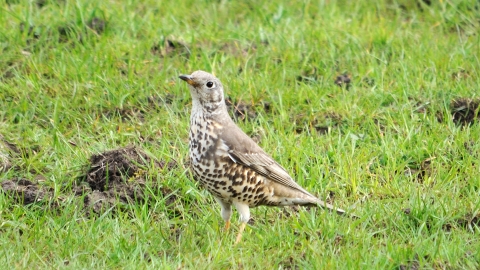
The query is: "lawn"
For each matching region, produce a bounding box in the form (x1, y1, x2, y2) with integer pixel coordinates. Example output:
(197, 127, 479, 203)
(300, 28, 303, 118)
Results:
(1, 0, 479, 268)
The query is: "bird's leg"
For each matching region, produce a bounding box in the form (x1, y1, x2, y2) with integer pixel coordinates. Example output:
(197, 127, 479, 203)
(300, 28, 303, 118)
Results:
(233, 202, 251, 244)
(234, 222, 247, 244)
(215, 198, 232, 231)
(225, 220, 231, 230)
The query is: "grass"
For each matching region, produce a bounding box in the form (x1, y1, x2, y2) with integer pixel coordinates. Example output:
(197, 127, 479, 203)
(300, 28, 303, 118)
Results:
(1, 0, 480, 268)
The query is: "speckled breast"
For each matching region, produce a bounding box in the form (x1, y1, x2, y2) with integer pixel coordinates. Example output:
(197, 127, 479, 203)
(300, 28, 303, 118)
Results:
(188, 118, 270, 207)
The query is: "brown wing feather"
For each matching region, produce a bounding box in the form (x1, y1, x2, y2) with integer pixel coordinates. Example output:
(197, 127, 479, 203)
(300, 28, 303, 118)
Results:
(220, 122, 313, 196)
(228, 150, 311, 194)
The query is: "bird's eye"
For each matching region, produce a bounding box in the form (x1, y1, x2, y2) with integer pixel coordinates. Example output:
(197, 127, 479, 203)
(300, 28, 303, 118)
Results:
(206, 81, 214, 88)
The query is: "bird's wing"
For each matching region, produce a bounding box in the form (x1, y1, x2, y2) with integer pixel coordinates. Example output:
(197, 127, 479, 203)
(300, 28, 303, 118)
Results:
(217, 120, 349, 216)
(219, 123, 312, 196)
(228, 149, 311, 193)
(226, 144, 348, 216)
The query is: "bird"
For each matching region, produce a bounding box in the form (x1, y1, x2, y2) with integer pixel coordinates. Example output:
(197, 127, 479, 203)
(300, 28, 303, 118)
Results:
(179, 70, 350, 244)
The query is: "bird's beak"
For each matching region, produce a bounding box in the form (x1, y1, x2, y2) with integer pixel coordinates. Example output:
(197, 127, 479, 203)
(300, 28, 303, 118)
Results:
(179, 74, 197, 86)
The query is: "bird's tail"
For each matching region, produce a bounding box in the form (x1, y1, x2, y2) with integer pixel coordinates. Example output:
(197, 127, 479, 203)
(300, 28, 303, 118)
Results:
(315, 198, 361, 220)
(316, 199, 347, 215)
(295, 190, 358, 218)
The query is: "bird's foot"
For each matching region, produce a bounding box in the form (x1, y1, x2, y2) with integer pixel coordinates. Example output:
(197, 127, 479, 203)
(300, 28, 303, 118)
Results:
(234, 223, 247, 245)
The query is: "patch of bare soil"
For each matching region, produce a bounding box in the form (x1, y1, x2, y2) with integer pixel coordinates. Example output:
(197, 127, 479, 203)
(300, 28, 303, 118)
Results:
(151, 39, 190, 58)
(404, 157, 435, 183)
(398, 254, 420, 270)
(293, 112, 343, 135)
(1, 146, 180, 217)
(450, 98, 480, 126)
(224, 97, 271, 120)
(1, 178, 52, 204)
(87, 17, 106, 35)
(294, 67, 354, 88)
(85, 146, 154, 192)
(56, 24, 83, 43)
(334, 73, 352, 89)
(451, 69, 470, 81)
(80, 146, 177, 215)
(444, 212, 480, 231)
(225, 97, 257, 121)
(420, 0, 432, 6)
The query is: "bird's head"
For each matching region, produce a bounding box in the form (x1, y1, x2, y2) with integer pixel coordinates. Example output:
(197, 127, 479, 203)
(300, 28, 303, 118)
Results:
(179, 70, 226, 114)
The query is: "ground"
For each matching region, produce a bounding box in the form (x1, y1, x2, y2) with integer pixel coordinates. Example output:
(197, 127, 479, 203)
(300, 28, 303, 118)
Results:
(0, 0, 479, 269)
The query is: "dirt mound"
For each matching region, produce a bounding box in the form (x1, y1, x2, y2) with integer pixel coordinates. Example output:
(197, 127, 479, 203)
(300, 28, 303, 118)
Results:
(451, 98, 480, 126)
(85, 146, 155, 192)
(1, 146, 180, 216)
(334, 73, 352, 89)
(80, 146, 177, 214)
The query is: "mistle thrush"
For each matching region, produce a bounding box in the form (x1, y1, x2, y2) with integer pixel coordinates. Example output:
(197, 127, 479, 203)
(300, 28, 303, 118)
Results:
(179, 70, 349, 243)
